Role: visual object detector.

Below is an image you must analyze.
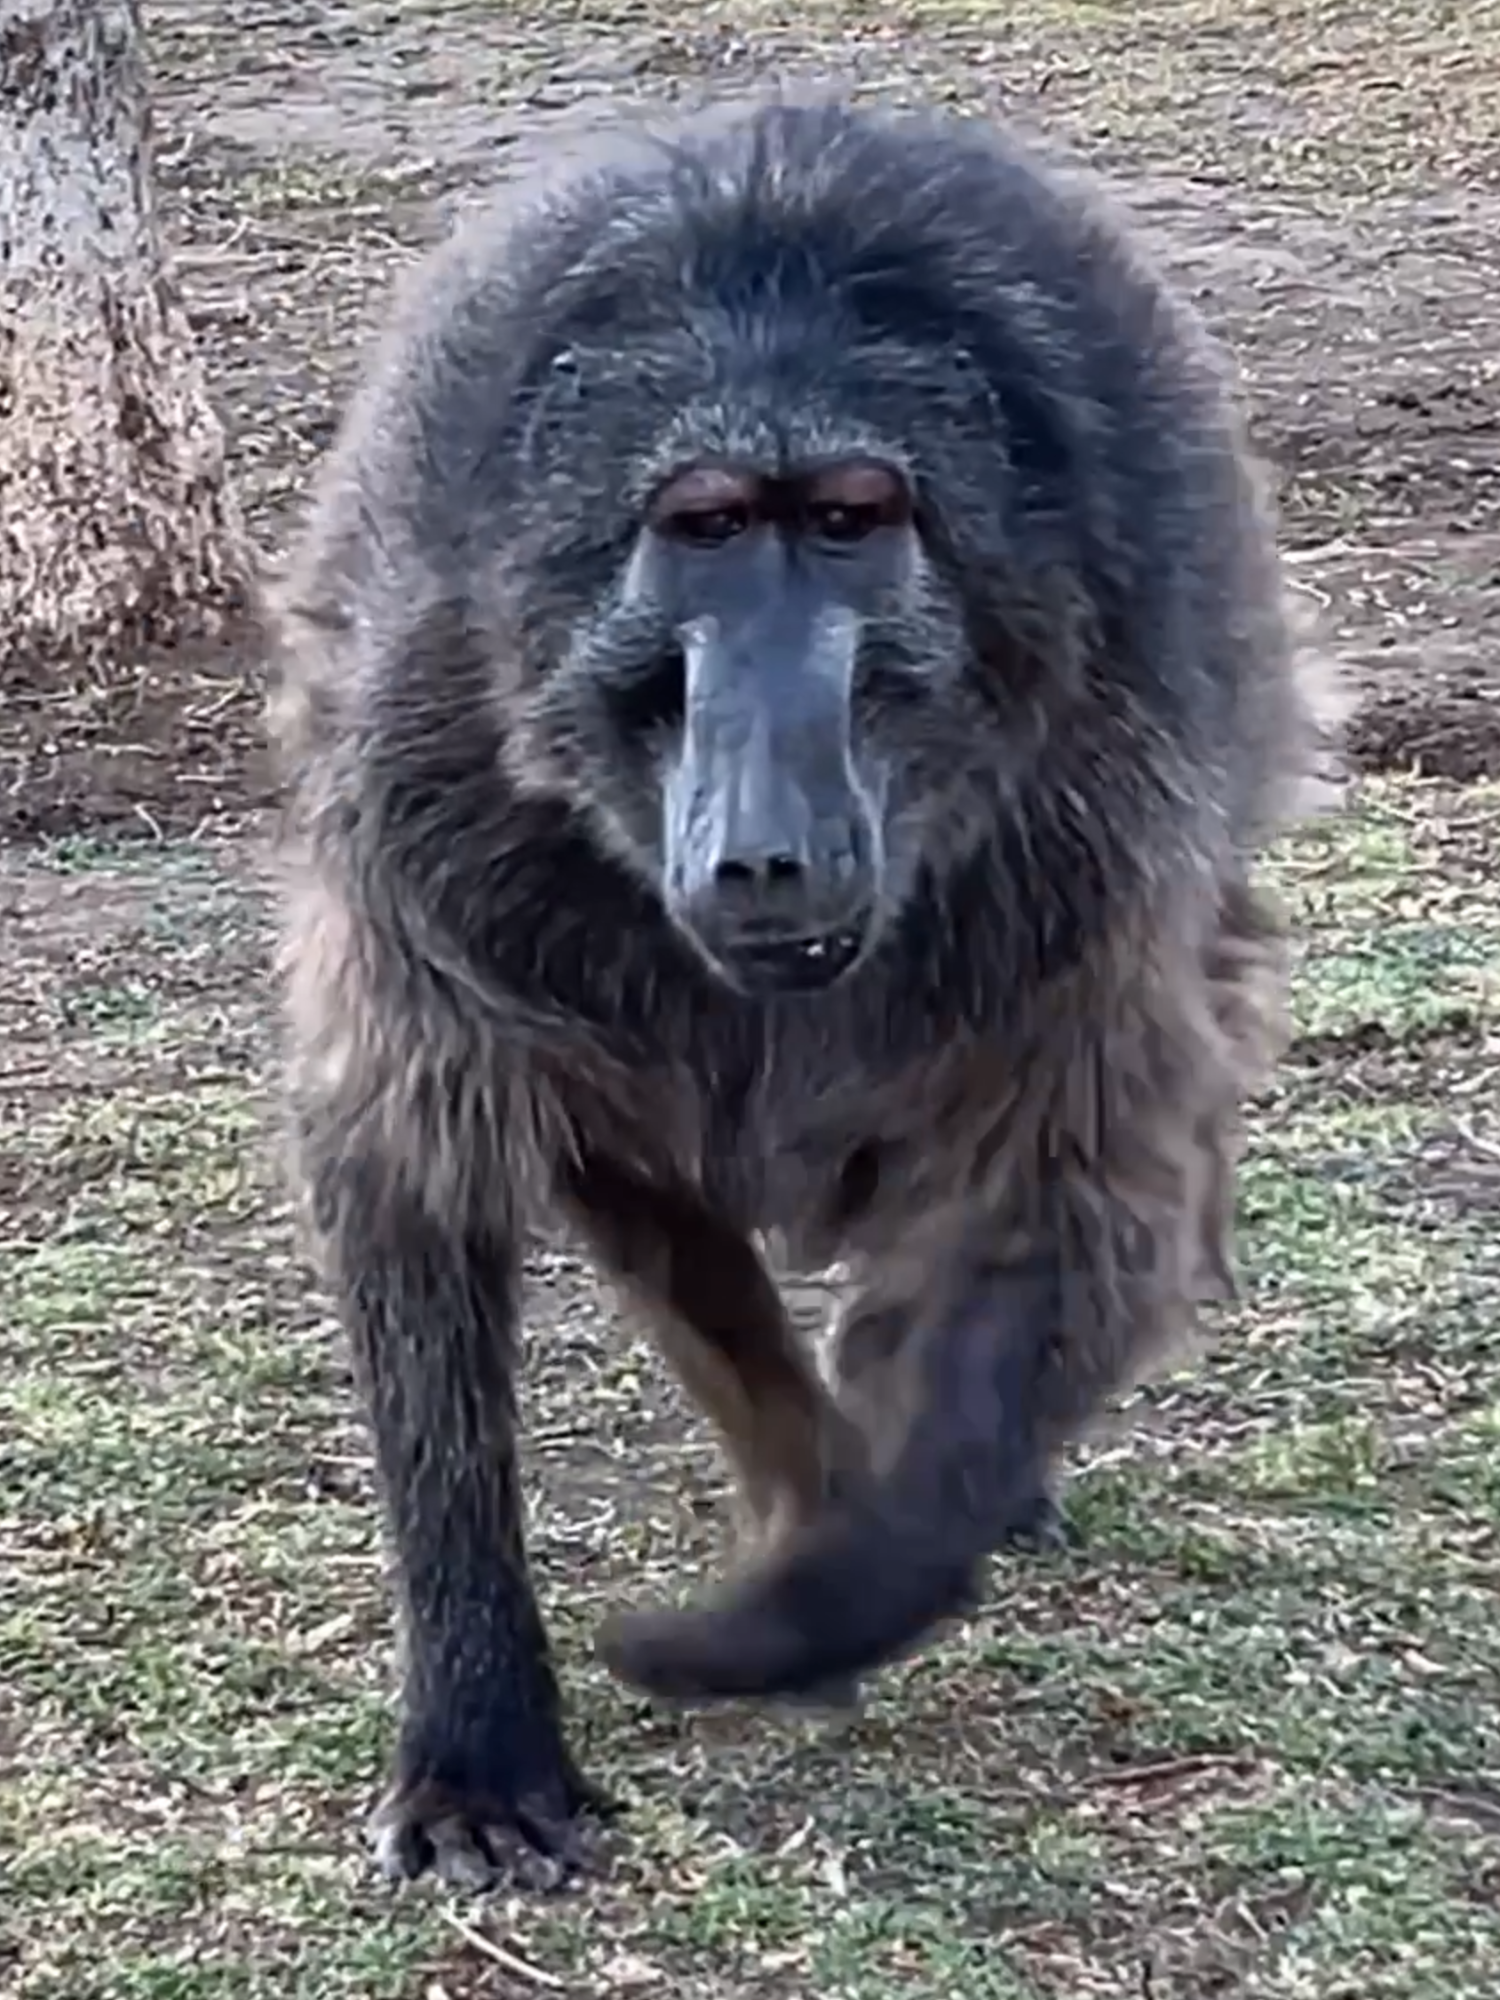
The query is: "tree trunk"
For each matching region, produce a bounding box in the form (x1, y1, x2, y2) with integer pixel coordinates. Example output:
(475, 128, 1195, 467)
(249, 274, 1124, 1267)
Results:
(0, 0, 254, 688)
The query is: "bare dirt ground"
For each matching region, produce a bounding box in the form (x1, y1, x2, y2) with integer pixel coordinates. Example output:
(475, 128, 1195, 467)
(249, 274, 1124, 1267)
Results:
(5, 0, 1500, 837)
(4, 3, 1500, 1997)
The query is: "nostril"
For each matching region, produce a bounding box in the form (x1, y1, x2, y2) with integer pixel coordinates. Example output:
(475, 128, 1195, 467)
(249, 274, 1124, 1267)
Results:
(714, 852, 806, 889)
(714, 856, 760, 887)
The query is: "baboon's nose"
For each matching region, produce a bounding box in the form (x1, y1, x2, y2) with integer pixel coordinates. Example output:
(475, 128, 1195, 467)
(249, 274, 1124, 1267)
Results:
(697, 804, 874, 963)
(711, 844, 810, 896)
(684, 829, 876, 993)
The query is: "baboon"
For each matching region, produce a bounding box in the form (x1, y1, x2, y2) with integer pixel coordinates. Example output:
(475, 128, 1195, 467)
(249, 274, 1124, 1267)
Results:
(267, 93, 1342, 1888)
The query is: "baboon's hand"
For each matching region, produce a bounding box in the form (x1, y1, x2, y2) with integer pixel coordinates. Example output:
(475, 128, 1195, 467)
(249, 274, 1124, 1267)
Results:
(598, 1494, 985, 1704)
(370, 1720, 617, 1892)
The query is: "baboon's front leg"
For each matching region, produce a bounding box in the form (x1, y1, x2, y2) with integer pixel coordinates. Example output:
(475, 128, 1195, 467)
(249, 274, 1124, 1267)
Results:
(563, 1158, 868, 1712)
(313, 1159, 612, 1889)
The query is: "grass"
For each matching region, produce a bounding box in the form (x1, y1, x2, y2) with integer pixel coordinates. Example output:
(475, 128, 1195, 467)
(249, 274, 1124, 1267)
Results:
(3, 776, 1499, 1999)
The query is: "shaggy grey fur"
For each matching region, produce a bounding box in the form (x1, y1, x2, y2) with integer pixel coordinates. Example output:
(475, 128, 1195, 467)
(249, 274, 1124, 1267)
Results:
(267, 90, 1343, 1889)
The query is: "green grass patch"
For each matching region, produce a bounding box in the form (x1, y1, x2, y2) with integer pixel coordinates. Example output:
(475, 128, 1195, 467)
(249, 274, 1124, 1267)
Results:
(5, 776, 1498, 1995)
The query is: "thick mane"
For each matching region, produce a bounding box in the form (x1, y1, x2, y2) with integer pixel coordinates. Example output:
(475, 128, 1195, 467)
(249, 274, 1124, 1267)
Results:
(478, 101, 1245, 749)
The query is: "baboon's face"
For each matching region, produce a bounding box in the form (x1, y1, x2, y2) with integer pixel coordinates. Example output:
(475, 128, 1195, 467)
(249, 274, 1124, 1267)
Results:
(520, 450, 978, 998)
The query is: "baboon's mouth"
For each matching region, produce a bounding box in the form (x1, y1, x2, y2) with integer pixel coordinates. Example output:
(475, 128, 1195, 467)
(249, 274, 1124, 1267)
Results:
(720, 922, 867, 995)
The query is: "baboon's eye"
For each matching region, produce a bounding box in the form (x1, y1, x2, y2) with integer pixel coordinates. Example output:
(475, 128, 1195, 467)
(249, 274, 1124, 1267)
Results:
(806, 500, 887, 544)
(665, 502, 754, 547)
(651, 464, 761, 547)
(804, 459, 912, 546)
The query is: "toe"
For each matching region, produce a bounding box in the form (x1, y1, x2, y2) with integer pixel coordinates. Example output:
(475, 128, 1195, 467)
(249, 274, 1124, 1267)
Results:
(429, 1814, 509, 1893)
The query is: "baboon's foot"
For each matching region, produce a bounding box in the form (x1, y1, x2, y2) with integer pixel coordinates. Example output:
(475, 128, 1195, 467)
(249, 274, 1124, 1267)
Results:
(766, 1495, 1071, 1715)
(370, 1716, 617, 1892)
(598, 1484, 983, 1706)
(735, 1477, 872, 1718)
(765, 1492, 1073, 1715)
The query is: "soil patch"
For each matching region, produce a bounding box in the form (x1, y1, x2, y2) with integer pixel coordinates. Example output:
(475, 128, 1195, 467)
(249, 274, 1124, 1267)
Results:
(5, 1, 1499, 838)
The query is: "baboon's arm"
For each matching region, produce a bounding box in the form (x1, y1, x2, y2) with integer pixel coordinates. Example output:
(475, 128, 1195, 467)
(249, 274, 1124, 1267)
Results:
(317, 1165, 605, 1882)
